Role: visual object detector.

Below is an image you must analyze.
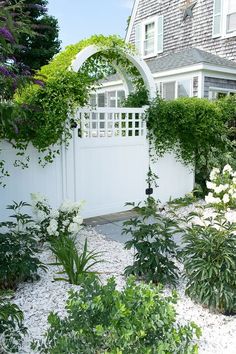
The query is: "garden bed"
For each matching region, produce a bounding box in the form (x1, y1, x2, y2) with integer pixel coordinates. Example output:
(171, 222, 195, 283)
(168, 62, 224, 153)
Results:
(14, 225, 236, 354)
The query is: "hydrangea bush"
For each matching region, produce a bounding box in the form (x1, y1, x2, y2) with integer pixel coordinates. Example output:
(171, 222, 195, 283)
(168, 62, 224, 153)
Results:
(205, 164, 236, 210)
(31, 193, 84, 242)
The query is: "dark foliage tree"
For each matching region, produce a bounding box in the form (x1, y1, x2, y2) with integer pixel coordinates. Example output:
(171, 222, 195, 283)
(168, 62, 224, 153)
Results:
(8, 0, 61, 72)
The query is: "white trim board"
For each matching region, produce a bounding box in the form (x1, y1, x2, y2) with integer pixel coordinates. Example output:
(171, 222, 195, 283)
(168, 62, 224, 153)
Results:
(125, 0, 140, 43)
(152, 63, 236, 79)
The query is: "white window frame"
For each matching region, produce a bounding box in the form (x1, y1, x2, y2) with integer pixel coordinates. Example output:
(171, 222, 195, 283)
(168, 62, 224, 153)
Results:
(90, 90, 126, 108)
(159, 77, 193, 100)
(135, 15, 164, 59)
(213, 0, 236, 38)
(208, 86, 236, 100)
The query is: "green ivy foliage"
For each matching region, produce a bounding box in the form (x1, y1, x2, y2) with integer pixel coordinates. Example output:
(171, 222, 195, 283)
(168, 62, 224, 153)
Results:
(1, 35, 142, 164)
(147, 97, 227, 164)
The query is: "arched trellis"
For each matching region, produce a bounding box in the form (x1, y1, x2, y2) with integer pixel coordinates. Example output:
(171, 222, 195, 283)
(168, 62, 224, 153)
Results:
(71, 44, 156, 99)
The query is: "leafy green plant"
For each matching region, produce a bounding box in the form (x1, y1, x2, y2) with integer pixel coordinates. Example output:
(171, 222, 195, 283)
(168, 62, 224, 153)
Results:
(181, 211, 236, 315)
(49, 234, 102, 285)
(123, 197, 180, 286)
(33, 277, 201, 354)
(0, 201, 46, 290)
(0, 290, 27, 353)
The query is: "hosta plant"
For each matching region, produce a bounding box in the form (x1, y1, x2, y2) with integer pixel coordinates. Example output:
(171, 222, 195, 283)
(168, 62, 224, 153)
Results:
(181, 208, 236, 315)
(49, 235, 102, 285)
(205, 164, 236, 210)
(0, 201, 46, 290)
(0, 290, 27, 353)
(31, 193, 84, 242)
(32, 277, 201, 354)
(123, 197, 180, 286)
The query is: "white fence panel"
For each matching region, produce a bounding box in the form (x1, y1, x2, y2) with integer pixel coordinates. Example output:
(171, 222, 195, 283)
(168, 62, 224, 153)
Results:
(0, 107, 194, 220)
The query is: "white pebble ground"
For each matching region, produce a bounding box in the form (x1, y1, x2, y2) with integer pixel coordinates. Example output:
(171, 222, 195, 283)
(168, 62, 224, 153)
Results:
(13, 226, 236, 354)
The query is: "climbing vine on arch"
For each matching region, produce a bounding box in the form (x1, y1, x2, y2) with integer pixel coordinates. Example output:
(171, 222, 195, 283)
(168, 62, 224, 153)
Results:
(1, 35, 145, 170)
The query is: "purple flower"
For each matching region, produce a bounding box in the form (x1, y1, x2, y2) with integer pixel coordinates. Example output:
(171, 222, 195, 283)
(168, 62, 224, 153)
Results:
(33, 79, 45, 87)
(0, 27, 15, 43)
(0, 66, 11, 77)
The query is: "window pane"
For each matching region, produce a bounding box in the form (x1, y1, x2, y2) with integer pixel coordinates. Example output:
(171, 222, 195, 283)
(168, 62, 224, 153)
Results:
(163, 82, 175, 100)
(228, 0, 236, 12)
(145, 23, 155, 39)
(117, 90, 125, 107)
(144, 22, 155, 55)
(108, 91, 116, 108)
(97, 93, 105, 107)
(227, 13, 236, 32)
(214, 0, 222, 13)
(90, 94, 96, 107)
(213, 14, 221, 35)
(178, 80, 191, 97)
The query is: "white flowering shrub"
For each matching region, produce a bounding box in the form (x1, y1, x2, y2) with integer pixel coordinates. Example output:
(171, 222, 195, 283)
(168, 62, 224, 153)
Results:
(31, 193, 84, 242)
(205, 164, 236, 210)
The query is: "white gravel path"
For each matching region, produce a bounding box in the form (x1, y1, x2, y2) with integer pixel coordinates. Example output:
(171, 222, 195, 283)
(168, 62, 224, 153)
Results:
(13, 225, 236, 354)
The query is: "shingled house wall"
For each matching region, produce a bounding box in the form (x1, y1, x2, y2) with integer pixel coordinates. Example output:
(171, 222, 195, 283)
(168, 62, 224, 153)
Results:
(129, 0, 236, 62)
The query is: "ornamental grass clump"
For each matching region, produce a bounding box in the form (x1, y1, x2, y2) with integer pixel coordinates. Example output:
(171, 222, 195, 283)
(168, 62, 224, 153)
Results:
(205, 164, 236, 210)
(32, 277, 201, 354)
(49, 236, 102, 285)
(180, 206, 236, 315)
(123, 197, 180, 286)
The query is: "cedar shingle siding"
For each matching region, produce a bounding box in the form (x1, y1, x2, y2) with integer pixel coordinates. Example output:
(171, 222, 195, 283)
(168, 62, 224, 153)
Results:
(130, 0, 236, 62)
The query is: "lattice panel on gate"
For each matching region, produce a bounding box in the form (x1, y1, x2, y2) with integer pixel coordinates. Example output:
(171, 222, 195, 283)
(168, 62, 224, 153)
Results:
(77, 108, 146, 138)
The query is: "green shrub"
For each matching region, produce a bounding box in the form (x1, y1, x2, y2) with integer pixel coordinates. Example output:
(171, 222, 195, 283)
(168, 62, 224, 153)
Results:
(0, 290, 27, 353)
(0, 201, 46, 290)
(33, 277, 201, 354)
(146, 96, 236, 193)
(181, 211, 236, 315)
(123, 198, 179, 286)
(49, 235, 102, 285)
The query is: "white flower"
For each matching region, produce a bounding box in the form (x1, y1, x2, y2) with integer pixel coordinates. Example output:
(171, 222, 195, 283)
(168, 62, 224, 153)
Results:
(60, 200, 74, 213)
(205, 193, 221, 205)
(192, 216, 212, 227)
(31, 192, 48, 206)
(68, 222, 81, 234)
(73, 215, 83, 225)
(223, 164, 233, 174)
(223, 194, 230, 204)
(50, 209, 59, 218)
(63, 220, 70, 226)
(46, 219, 58, 236)
(225, 211, 236, 224)
(210, 168, 220, 181)
(214, 184, 227, 194)
(202, 209, 218, 220)
(36, 210, 47, 222)
(232, 193, 236, 199)
(206, 181, 216, 190)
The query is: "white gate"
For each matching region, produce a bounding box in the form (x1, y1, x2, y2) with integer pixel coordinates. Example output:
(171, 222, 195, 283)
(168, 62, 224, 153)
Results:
(63, 107, 149, 218)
